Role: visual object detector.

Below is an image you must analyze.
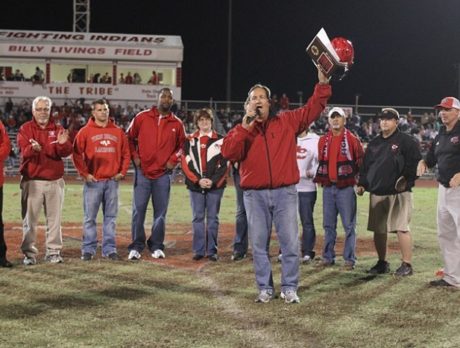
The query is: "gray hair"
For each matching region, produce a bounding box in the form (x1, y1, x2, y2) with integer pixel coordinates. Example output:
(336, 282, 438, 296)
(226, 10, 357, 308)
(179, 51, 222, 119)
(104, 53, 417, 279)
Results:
(32, 96, 52, 112)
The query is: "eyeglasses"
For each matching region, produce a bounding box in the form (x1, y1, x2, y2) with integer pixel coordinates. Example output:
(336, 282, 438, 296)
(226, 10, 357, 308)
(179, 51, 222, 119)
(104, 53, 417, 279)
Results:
(35, 108, 50, 112)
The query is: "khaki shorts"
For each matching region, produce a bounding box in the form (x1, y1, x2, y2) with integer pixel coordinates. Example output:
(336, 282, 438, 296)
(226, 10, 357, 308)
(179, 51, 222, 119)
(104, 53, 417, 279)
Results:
(367, 192, 413, 234)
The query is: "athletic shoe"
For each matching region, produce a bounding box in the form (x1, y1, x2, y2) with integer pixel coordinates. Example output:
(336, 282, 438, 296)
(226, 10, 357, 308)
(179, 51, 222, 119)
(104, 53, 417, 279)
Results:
(231, 252, 246, 261)
(394, 262, 413, 277)
(317, 259, 335, 267)
(47, 254, 64, 264)
(192, 254, 204, 261)
(277, 253, 283, 263)
(301, 255, 312, 264)
(255, 289, 274, 303)
(367, 260, 390, 275)
(429, 279, 456, 288)
(0, 258, 12, 268)
(342, 261, 355, 271)
(128, 250, 141, 261)
(23, 256, 37, 266)
(280, 290, 300, 304)
(151, 249, 165, 259)
(107, 252, 120, 261)
(208, 254, 218, 262)
(81, 253, 93, 261)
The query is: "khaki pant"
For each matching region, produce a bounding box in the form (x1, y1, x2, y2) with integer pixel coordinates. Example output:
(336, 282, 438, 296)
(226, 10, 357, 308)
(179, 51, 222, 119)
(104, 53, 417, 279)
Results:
(437, 185, 460, 287)
(20, 178, 65, 257)
(367, 192, 413, 234)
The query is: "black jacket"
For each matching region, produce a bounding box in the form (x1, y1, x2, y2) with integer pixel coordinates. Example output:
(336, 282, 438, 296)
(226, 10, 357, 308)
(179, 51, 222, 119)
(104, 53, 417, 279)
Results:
(359, 129, 421, 195)
(425, 121, 460, 188)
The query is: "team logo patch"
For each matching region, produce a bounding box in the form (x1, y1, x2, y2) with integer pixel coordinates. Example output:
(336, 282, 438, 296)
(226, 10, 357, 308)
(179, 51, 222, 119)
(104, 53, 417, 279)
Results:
(48, 131, 56, 137)
(451, 136, 459, 144)
(297, 146, 307, 159)
(391, 144, 399, 153)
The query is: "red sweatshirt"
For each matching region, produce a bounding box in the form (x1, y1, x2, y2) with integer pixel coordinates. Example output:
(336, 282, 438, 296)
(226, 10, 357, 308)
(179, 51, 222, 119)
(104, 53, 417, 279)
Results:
(72, 118, 131, 180)
(221, 83, 331, 190)
(0, 122, 11, 186)
(17, 118, 72, 180)
(127, 107, 186, 179)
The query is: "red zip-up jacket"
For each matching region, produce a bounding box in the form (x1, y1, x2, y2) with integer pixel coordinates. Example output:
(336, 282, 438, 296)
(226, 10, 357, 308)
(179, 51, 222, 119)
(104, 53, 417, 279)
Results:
(221, 83, 331, 190)
(72, 118, 131, 180)
(17, 118, 73, 180)
(127, 107, 186, 179)
(0, 122, 11, 186)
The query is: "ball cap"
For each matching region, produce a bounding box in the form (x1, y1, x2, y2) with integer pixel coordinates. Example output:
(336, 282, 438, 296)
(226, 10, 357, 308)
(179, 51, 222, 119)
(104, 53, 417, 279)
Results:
(328, 107, 346, 118)
(380, 108, 400, 120)
(435, 97, 460, 110)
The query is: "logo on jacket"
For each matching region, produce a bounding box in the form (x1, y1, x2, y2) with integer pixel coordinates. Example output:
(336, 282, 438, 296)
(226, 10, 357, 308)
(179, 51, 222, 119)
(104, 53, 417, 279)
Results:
(451, 136, 459, 144)
(172, 128, 176, 132)
(100, 140, 111, 146)
(48, 131, 56, 138)
(391, 144, 399, 153)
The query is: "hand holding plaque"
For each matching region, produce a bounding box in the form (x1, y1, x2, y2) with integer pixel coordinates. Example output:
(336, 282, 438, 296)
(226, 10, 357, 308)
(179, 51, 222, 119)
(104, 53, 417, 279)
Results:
(306, 28, 354, 81)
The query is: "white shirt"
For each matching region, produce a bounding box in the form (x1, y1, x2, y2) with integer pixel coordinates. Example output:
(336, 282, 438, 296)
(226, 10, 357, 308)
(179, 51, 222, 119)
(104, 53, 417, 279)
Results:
(296, 132, 319, 192)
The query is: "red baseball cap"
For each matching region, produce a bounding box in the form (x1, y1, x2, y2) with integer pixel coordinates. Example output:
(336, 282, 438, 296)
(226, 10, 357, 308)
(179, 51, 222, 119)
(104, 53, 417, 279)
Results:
(435, 97, 460, 110)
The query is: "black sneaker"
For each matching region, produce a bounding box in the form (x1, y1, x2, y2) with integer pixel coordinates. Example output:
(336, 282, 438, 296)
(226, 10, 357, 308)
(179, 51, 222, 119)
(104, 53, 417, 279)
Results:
(107, 252, 120, 261)
(429, 279, 455, 288)
(367, 260, 390, 274)
(208, 254, 218, 262)
(192, 254, 204, 261)
(81, 253, 93, 261)
(231, 252, 246, 261)
(394, 262, 413, 277)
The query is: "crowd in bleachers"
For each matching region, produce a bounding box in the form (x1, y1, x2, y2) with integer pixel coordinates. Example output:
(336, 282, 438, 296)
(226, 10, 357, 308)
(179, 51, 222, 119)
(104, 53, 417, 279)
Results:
(1, 97, 439, 174)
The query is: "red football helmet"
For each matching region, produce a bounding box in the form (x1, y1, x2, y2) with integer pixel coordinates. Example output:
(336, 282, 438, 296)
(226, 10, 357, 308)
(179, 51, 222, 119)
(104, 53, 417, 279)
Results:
(331, 37, 354, 67)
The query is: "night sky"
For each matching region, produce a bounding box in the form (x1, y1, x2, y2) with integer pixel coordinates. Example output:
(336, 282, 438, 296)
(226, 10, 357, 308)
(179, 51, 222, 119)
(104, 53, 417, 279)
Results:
(3, 0, 460, 107)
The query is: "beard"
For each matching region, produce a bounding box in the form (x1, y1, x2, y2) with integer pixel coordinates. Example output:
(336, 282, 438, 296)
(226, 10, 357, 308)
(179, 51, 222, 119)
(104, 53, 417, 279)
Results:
(158, 103, 171, 113)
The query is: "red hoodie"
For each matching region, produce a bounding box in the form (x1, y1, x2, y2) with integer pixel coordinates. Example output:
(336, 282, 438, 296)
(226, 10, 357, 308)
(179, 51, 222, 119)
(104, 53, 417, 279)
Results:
(127, 107, 186, 179)
(221, 83, 331, 190)
(17, 118, 72, 180)
(72, 118, 131, 180)
(0, 122, 11, 186)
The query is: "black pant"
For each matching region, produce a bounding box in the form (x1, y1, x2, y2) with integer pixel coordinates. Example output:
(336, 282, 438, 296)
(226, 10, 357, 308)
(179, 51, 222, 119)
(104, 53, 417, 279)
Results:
(0, 186, 6, 258)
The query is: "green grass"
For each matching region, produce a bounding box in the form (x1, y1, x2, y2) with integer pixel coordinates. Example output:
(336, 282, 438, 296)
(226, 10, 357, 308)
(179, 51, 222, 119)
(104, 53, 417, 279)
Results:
(2, 182, 459, 348)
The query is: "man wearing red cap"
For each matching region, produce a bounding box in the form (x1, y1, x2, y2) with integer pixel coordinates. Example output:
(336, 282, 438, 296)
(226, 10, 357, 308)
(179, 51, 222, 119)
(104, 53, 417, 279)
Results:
(418, 97, 460, 288)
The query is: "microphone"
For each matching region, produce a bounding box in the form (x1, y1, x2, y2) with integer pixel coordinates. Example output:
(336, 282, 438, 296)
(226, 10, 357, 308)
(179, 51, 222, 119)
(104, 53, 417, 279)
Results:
(246, 106, 261, 125)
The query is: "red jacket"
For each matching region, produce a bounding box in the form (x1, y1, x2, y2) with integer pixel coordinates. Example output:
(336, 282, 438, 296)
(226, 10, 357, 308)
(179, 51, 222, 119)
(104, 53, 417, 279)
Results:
(72, 118, 131, 180)
(17, 118, 73, 180)
(222, 83, 331, 189)
(0, 122, 11, 186)
(127, 107, 186, 179)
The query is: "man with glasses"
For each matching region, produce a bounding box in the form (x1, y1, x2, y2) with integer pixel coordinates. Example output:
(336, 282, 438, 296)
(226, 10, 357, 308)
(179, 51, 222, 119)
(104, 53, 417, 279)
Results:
(417, 97, 460, 288)
(314, 107, 364, 270)
(357, 108, 421, 276)
(222, 68, 331, 304)
(17, 96, 72, 265)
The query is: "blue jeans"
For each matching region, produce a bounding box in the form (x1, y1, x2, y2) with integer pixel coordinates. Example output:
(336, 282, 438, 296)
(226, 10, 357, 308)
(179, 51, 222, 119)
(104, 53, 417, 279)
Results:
(322, 185, 357, 264)
(232, 170, 248, 255)
(129, 170, 171, 252)
(189, 188, 224, 256)
(244, 185, 299, 292)
(298, 191, 317, 258)
(82, 180, 119, 256)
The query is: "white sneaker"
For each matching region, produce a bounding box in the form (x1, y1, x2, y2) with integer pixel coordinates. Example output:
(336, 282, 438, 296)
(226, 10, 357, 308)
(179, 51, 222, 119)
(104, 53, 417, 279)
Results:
(128, 250, 141, 260)
(46, 254, 64, 264)
(255, 289, 274, 303)
(281, 290, 300, 304)
(277, 253, 282, 263)
(301, 255, 312, 264)
(151, 249, 165, 259)
(23, 256, 37, 266)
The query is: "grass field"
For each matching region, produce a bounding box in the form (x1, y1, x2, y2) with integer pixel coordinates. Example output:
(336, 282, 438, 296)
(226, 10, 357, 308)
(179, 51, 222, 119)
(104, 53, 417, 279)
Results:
(1, 181, 459, 348)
